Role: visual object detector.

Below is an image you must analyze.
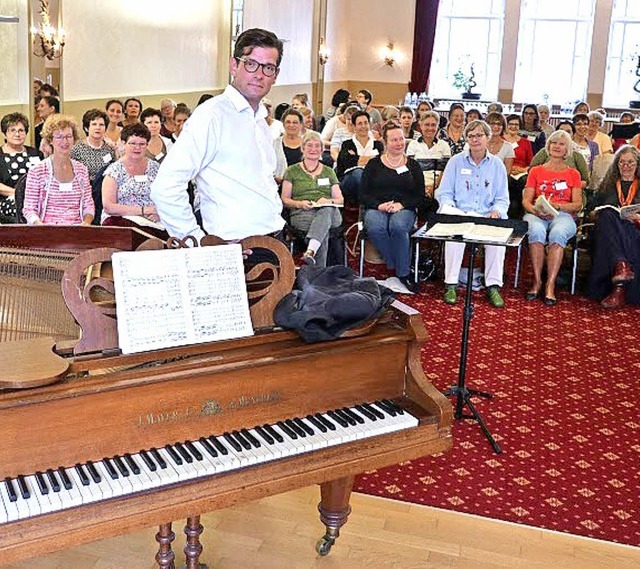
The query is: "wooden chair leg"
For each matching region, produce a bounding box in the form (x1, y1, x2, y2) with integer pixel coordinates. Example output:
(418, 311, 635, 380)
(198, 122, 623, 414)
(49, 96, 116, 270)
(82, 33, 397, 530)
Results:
(155, 523, 176, 569)
(182, 515, 208, 569)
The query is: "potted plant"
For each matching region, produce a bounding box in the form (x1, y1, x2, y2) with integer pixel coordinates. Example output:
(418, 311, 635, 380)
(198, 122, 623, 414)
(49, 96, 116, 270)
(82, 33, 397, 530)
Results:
(630, 51, 640, 109)
(452, 62, 481, 100)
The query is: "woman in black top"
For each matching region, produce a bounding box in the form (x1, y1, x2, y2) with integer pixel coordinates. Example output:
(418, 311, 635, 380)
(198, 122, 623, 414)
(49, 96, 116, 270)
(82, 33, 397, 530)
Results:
(274, 108, 303, 183)
(360, 123, 435, 293)
(588, 145, 640, 308)
(0, 112, 42, 223)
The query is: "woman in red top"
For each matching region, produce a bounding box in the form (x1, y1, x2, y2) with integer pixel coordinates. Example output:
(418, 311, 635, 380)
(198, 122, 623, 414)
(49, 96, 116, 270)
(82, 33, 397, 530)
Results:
(505, 114, 534, 217)
(522, 130, 583, 305)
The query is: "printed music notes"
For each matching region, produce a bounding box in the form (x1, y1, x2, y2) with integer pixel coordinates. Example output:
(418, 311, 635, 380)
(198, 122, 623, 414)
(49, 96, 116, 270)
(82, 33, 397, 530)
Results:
(112, 244, 253, 354)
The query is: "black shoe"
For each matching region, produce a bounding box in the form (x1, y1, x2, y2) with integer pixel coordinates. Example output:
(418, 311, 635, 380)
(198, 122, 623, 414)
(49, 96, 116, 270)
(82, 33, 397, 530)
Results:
(398, 275, 419, 294)
(543, 296, 557, 306)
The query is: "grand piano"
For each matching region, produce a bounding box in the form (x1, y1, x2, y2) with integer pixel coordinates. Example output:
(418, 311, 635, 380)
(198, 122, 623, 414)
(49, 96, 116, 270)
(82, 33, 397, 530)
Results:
(0, 226, 452, 568)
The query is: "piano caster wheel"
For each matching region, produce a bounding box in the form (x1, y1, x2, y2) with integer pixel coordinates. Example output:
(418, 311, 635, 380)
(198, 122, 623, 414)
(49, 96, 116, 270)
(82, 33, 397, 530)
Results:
(315, 535, 335, 556)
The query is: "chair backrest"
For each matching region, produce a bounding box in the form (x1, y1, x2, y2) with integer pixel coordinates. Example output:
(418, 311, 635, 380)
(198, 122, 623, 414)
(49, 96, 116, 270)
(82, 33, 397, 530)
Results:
(91, 163, 111, 225)
(589, 153, 615, 190)
(13, 174, 28, 223)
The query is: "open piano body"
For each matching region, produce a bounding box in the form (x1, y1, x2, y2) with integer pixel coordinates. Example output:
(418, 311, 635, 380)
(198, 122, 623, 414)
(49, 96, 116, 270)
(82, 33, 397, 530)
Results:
(0, 226, 452, 567)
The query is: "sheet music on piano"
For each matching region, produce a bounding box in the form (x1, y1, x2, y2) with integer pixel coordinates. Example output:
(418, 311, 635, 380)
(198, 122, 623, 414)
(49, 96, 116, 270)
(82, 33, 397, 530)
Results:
(112, 244, 253, 354)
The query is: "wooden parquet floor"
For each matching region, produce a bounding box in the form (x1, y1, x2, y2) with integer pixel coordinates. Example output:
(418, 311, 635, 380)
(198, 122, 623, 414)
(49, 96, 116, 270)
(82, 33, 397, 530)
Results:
(4, 487, 639, 568)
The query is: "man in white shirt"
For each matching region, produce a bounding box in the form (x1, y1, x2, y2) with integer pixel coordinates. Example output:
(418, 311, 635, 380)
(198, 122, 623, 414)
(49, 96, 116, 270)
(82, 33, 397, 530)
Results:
(151, 28, 285, 242)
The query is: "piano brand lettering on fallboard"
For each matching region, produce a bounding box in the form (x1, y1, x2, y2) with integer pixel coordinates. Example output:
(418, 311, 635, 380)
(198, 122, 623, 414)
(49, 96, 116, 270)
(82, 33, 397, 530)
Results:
(137, 392, 281, 427)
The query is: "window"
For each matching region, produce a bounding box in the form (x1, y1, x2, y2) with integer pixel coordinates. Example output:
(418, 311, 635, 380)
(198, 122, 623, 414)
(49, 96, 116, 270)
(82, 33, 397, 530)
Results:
(428, 0, 505, 100)
(512, 0, 596, 105)
(603, 0, 640, 107)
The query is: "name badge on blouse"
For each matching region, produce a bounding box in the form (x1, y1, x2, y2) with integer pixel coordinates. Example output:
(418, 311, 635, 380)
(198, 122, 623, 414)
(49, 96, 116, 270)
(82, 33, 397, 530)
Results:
(527, 135, 536, 142)
(134, 175, 148, 183)
(396, 165, 409, 174)
(555, 181, 568, 190)
(103, 154, 113, 164)
(370, 149, 379, 156)
(511, 141, 519, 149)
(318, 177, 330, 186)
(28, 156, 41, 165)
(58, 182, 73, 192)
(155, 152, 165, 160)
(460, 168, 472, 176)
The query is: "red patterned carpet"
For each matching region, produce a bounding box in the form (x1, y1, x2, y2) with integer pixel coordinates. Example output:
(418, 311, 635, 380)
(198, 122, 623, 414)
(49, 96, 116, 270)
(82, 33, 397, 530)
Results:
(352, 263, 640, 546)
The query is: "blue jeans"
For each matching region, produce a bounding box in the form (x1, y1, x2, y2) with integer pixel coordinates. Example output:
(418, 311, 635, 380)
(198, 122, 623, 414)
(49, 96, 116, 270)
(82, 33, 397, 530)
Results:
(364, 208, 416, 277)
(524, 211, 577, 247)
(340, 168, 364, 203)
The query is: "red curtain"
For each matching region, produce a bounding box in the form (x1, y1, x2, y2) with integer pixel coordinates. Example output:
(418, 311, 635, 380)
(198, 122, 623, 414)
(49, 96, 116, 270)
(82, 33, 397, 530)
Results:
(409, 0, 441, 93)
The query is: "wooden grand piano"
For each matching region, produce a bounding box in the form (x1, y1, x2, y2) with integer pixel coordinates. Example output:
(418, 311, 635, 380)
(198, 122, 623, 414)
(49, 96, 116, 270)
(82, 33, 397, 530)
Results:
(0, 226, 452, 568)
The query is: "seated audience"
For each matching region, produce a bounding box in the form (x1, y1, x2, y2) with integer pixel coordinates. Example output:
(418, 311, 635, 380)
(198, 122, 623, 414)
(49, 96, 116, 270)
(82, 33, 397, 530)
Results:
(620, 112, 636, 124)
(159, 98, 177, 138)
(101, 123, 163, 235)
(504, 114, 534, 216)
(398, 106, 420, 141)
(537, 104, 554, 138)
(487, 102, 503, 114)
(38, 83, 59, 98)
(291, 93, 309, 111)
(573, 101, 590, 115)
(411, 101, 434, 131)
(361, 122, 433, 294)
(435, 120, 509, 308)
(23, 115, 94, 226)
(336, 110, 383, 203)
(486, 112, 515, 174)
(122, 97, 143, 127)
(140, 108, 173, 163)
(588, 145, 640, 308)
(439, 103, 466, 155)
(321, 88, 350, 130)
(70, 109, 117, 182)
(105, 99, 124, 149)
(356, 89, 382, 126)
(587, 111, 613, 155)
(321, 103, 348, 149)
(520, 104, 546, 154)
(330, 105, 360, 162)
(34, 95, 60, 150)
(372, 105, 400, 140)
(406, 110, 451, 196)
(0, 112, 42, 223)
(281, 132, 344, 267)
(465, 108, 483, 123)
(572, 113, 599, 174)
(274, 108, 304, 181)
(173, 104, 191, 140)
(263, 98, 284, 140)
(522, 130, 583, 306)
(299, 106, 317, 133)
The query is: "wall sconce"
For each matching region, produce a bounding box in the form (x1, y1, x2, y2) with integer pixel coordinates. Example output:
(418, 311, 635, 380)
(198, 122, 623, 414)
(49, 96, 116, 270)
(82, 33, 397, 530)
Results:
(382, 42, 396, 67)
(319, 37, 330, 66)
(31, 0, 65, 60)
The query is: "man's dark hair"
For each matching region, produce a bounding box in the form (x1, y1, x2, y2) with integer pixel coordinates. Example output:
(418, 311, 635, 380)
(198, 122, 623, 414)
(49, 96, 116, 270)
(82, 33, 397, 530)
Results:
(331, 89, 350, 107)
(39, 83, 59, 97)
(358, 89, 373, 105)
(196, 94, 213, 107)
(43, 96, 60, 113)
(233, 28, 284, 67)
(82, 108, 109, 133)
(351, 110, 370, 126)
(121, 123, 151, 143)
(274, 102, 290, 121)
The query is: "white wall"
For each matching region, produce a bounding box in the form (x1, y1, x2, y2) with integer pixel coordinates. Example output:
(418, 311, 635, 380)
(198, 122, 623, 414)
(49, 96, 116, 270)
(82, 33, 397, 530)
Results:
(324, 0, 349, 83)
(61, 0, 228, 101)
(0, 0, 29, 104)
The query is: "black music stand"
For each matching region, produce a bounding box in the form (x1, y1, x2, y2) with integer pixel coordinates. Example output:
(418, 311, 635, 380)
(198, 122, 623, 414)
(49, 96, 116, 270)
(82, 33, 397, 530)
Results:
(412, 213, 527, 454)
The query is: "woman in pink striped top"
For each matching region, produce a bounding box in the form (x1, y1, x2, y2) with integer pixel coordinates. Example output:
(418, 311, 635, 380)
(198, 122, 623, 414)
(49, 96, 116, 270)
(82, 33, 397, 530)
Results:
(22, 115, 94, 225)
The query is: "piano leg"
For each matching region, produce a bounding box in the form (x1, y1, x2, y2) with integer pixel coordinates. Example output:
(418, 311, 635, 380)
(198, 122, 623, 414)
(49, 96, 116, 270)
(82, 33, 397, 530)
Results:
(316, 476, 354, 556)
(182, 515, 208, 569)
(155, 523, 176, 569)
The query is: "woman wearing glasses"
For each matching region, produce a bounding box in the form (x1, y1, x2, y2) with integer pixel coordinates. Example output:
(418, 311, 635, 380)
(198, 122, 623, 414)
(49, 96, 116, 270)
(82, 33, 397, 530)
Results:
(0, 112, 43, 223)
(520, 104, 546, 154)
(22, 115, 94, 226)
(101, 123, 165, 237)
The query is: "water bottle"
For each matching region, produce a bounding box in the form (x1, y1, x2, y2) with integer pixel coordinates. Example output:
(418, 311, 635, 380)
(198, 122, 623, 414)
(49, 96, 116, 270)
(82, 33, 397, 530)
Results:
(404, 92, 412, 106)
(411, 92, 418, 107)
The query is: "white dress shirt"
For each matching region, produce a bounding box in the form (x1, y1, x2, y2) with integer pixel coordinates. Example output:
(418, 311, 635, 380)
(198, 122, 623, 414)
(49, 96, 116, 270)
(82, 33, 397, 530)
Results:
(151, 85, 284, 241)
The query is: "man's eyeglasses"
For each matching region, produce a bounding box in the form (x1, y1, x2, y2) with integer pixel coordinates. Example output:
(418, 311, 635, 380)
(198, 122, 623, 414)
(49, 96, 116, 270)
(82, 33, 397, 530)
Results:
(236, 56, 278, 77)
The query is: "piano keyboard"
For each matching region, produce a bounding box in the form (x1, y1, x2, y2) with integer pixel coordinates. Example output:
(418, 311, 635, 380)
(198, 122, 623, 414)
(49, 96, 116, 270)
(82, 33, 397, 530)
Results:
(0, 400, 417, 524)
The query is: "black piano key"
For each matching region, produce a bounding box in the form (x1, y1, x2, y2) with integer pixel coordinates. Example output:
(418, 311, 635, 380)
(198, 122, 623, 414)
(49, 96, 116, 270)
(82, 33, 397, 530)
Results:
(208, 437, 229, 456)
(342, 407, 365, 425)
(356, 404, 377, 421)
(306, 414, 328, 433)
(295, 417, 315, 436)
(254, 425, 274, 445)
(16, 475, 30, 499)
(198, 437, 218, 458)
(335, 408, 356, 427)
(124, 453, 141, 475)
(46, 468, 62, 491)
(223, 433, 243, 452)
(86, 461, 102, 482)
(174, 442, 193, 463)
(374, 400, 397, 417)
(327, 410, 349, 428)
(185, 441, 203, 461)
(241, 428, 261, 448)
(112, 456, 130, 477)
(232, 430, 252, 450)
(363, 402, 385, 420)
(381, 398, 405, 414)
(150, 448, 168, 469)
(285, 419, 306, 437)
(264, 424, 284, 443)
(35, 472, 49, 495)
(276, 420, 298, 440)
(102, 458, 119, 480)
(164, 444, 183, 466)
(58, 467, 73, 490)
(74, 463, 91, 486)
(140, 450, 158, 471)
(4, 477, 18, 502)
(315, 413, 337, 431)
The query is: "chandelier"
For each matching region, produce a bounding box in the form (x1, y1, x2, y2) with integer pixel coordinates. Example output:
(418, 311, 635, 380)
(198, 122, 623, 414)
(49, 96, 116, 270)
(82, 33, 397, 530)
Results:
(31, 0, 65, 60)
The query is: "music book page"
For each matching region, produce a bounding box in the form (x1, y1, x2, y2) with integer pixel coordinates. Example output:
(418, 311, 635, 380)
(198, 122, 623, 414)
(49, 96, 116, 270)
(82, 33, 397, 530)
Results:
(425, 222, 513, 243)
(112, 244, 253, 355)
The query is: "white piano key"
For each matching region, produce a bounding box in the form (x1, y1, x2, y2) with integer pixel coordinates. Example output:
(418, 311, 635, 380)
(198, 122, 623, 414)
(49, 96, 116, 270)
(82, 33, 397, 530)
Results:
(67, 468, 99, 504)
(25, 474, 54, 515)
(0, 482, 19, 523)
